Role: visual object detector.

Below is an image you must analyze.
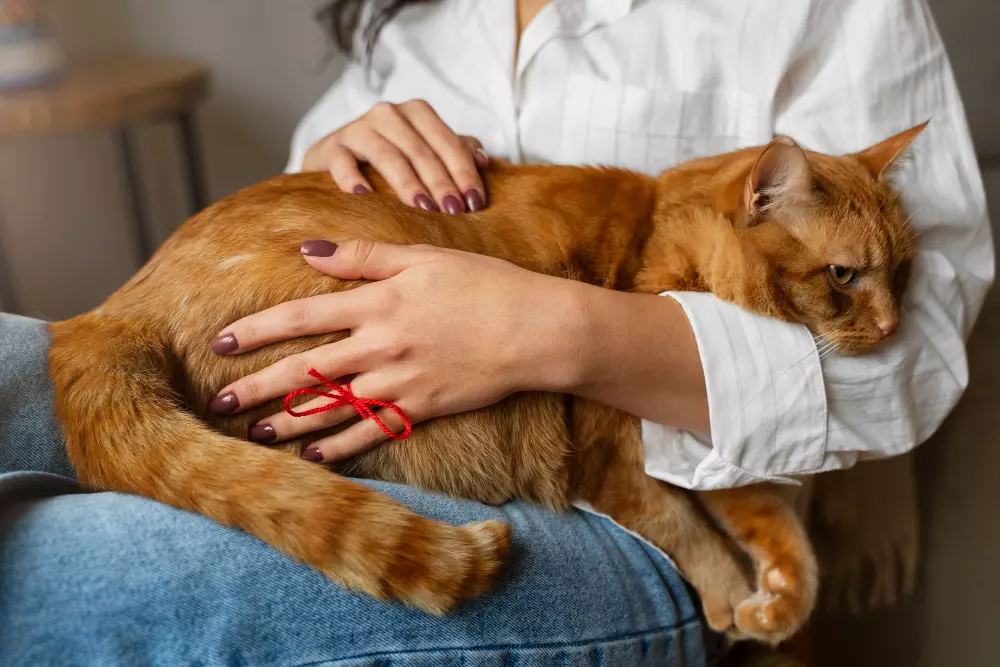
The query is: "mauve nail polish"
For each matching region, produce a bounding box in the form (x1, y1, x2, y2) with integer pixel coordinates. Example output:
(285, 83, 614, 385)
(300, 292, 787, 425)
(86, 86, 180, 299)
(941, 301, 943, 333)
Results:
(301, 446, 324, 462)
(352, 184, 371, 194)
(211, 333, 238, 354)
(413, 193, 439, 212)
(442, 194, 464, 214)
(249, 424, 277, 443)
(300, 240, 338, 257)
(464, 189, 484, 212)
(209, 392, 240, 415)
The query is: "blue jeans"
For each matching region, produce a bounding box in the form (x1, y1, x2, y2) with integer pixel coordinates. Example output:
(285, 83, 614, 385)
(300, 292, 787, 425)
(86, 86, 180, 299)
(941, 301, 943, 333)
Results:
(0, 314, 717, 666)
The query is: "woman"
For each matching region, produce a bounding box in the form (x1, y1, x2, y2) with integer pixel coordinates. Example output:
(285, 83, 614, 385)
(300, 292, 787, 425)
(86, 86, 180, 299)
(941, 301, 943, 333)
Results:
(0, 0, 990, 665)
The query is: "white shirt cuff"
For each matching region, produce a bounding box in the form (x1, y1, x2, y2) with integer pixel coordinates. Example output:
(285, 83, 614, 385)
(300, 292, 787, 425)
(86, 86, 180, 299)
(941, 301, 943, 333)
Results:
(641, 291, 828, 489)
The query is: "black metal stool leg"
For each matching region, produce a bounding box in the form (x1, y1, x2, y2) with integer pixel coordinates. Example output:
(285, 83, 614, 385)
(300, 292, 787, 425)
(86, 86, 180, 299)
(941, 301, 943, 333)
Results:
(178, 111, 208, 214)
(0, 181, 21, 313)
(0, 214, 20, 313)
(117, 125, 156, 262)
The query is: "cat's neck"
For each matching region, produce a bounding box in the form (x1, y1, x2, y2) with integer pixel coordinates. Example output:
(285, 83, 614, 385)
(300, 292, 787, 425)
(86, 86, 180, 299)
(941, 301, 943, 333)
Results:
(397, 151, 776, 306)
(634, 147, 777, 306)
(635, 147, 780, 316)
(501, 148, 777, 308)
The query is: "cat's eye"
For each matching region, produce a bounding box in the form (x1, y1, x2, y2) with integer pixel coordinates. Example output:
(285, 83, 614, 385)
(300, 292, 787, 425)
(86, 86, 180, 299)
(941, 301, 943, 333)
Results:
(828, 265, 855, 285)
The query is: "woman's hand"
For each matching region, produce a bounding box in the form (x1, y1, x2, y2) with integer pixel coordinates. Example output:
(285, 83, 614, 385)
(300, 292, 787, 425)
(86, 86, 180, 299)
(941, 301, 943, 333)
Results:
(209, 240, 586, 462)
(303, 99, 489, 214)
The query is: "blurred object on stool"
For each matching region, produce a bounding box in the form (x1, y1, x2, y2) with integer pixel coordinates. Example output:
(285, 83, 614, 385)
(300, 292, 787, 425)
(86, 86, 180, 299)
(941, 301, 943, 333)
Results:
(0, 0, 63, 90)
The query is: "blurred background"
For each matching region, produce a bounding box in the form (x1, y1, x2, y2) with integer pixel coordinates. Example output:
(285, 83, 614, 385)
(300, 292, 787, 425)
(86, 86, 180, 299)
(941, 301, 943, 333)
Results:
(0, 1, 997, 664)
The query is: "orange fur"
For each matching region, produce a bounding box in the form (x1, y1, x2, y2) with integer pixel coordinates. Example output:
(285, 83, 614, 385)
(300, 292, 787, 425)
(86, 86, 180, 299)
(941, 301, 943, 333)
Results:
(48, 125, 923, 644)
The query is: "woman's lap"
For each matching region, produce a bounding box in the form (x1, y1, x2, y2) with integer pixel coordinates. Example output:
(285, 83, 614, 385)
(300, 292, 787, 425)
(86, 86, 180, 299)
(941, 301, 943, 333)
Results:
(0, 313, 715, 666)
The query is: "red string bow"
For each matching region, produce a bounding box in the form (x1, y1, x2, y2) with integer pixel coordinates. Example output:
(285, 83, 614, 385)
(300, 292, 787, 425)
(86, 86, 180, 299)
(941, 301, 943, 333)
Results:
(283, 368, 412, 440)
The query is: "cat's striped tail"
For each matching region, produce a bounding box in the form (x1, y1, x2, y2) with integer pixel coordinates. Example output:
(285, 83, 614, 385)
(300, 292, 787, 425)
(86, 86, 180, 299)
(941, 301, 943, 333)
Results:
(48, 314, 510, 614)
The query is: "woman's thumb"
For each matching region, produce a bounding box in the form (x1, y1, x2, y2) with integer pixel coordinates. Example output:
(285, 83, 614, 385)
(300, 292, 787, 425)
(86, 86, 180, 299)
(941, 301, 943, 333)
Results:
(299, 239, 426, 281)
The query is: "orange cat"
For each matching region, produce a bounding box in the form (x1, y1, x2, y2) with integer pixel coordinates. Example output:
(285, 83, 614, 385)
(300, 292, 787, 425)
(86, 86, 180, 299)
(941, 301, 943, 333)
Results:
(48, 123, 923, 645)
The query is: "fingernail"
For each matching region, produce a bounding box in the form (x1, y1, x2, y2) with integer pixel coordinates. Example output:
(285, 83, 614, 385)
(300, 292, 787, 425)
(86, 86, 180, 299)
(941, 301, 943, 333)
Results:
(442, 194, 464, 214)
(209, 392, 240, 415)
(413, 193, 439, 212)
(474, 147, 489, 165)
(211, 333, 238, 354)
(300, 240, 338, 257)
(464, 189, 484, 212)
(249, 424, 277, 444)
(352, 184, 371, 194)
(301, 445, 324, 462)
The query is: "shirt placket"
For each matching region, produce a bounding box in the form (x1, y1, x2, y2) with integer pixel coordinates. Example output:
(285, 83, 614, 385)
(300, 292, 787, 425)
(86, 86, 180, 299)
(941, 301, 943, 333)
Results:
(513, 1, 617, 163)
(473, 0, 520, 161)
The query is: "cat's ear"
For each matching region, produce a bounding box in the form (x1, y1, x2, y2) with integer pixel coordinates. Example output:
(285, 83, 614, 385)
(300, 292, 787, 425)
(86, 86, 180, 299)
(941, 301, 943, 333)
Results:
(737, 135, 812, 229)
(852, 120, 930, 181)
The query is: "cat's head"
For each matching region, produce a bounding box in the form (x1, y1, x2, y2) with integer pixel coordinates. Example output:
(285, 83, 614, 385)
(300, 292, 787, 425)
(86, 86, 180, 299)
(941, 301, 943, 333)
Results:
(736, 123, 926, 354)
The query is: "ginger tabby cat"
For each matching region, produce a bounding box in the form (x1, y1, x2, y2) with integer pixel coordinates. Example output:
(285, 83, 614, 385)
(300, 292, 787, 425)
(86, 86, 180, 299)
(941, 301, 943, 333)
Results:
(48, 123, 924, 645)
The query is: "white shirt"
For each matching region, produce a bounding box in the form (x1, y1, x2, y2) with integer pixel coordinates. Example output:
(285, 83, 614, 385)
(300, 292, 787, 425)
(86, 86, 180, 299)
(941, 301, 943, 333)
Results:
(287, 0, 994, 490)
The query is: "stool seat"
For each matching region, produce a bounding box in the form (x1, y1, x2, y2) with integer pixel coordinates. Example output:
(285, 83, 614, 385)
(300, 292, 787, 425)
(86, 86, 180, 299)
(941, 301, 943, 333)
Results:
(0, 56, 209, 137)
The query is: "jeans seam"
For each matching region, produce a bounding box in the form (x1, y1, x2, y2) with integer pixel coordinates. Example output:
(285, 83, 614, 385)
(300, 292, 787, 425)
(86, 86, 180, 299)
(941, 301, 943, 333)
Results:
(283, 616, 703, 667)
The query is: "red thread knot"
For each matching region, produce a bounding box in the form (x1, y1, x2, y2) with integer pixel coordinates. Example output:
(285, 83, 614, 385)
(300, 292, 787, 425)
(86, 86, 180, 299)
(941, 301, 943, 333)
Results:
(283, 368, 412, 440)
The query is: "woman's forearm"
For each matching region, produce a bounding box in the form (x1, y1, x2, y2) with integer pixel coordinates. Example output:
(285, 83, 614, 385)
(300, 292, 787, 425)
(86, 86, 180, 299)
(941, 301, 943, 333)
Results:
(522, 279, 710, 434)
(215, 244, 709, 460)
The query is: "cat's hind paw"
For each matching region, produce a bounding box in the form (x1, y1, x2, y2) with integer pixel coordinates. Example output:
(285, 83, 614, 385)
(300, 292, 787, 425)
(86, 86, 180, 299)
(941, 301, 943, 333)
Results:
(732, 561, 817, 645)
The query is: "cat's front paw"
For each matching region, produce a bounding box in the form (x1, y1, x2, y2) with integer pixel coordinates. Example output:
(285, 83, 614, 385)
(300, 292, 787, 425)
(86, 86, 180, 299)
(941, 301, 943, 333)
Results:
(732, 559, 817, 645)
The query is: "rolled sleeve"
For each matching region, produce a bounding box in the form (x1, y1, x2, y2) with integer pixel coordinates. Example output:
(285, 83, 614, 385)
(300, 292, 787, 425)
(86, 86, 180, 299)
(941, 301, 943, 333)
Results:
(641, 293, 831, 489)
(642, 0, 993, 491)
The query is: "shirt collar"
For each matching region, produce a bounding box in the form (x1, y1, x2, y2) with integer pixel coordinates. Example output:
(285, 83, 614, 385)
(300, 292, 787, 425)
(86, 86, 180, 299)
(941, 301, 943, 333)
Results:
(582, 0, 634, 23)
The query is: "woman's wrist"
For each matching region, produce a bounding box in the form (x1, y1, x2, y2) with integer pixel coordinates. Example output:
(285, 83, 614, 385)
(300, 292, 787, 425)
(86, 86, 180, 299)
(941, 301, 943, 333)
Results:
(503, 275, 595, 396)
(516, 279, 710, 433)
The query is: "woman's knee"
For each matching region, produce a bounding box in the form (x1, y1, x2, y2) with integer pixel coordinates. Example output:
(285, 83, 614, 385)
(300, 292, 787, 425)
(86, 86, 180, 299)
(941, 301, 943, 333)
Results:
(0, 484, 711, 666)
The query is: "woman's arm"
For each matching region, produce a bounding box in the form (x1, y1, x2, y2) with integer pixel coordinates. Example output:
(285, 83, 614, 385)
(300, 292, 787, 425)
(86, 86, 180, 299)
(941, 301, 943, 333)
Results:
(225, 0, 988, 484)
(640, 0, 994, 490)
(211, 240, 709, 461)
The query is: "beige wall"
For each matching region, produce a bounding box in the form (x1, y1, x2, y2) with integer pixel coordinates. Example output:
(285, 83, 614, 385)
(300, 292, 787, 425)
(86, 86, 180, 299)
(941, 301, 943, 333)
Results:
(1, 1, 998, 663)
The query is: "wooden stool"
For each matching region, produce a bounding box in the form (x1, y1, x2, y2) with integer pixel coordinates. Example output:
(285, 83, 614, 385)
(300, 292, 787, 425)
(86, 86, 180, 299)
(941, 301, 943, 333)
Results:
(0, 55, 211, 313)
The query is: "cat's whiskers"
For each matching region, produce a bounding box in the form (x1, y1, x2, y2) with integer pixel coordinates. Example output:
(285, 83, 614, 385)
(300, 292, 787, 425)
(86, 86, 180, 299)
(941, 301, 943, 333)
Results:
(814, 338, 840, 361)
(818, 344, 840, 360)
(739, 336, 835, 407)
(900, 205, 926, 232)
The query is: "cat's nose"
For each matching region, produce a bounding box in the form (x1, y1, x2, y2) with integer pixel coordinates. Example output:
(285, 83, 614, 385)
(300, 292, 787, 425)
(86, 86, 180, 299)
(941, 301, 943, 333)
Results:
(877, 317, 898, 337)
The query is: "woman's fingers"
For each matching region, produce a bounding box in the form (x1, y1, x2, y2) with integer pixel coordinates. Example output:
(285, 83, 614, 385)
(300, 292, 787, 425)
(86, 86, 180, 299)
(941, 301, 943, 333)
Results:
(249, 372, 400, 444)
(250, 393, 359, 443)
(398, 101, 485, 212)
(370, 101, 463, 212)
(213, 241, 440, 357)
(302, 404, 409, 462)
(209, 336, 372, 414)
(324, 142, 374, 194)
(347, 124, 438, 210)
(305, 101, 488, 212)
(212, 290, 364, 355)
(460, 135, 490, 170)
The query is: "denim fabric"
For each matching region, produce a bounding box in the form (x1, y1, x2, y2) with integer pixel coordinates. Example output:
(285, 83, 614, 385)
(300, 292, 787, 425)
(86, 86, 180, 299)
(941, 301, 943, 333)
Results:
(0, 314, 74, 479)
(0, 314, 716, 666)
